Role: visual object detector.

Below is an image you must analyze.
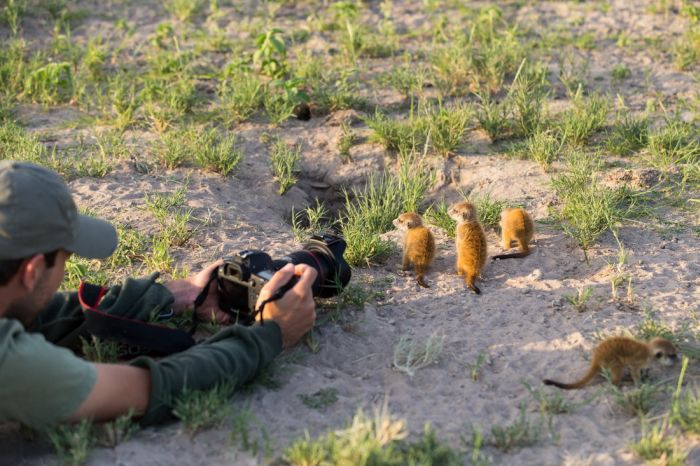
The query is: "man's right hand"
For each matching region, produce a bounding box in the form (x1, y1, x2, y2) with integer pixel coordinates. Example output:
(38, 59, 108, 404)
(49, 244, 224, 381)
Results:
(255, 263, 317, 349)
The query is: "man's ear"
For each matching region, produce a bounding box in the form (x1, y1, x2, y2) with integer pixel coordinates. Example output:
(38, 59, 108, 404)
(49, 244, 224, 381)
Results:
(18, 254, 46, 291)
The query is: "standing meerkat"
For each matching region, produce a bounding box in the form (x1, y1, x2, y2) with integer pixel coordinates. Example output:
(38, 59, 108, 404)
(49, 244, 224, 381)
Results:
(543, 336, 678, 390)
(392, 212, 435, 288)
(492, 207, 533, 260)
(448, 201, 487, 294)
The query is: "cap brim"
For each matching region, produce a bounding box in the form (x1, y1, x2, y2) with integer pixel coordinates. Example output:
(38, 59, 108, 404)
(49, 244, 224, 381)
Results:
(66, 215, 118, 259)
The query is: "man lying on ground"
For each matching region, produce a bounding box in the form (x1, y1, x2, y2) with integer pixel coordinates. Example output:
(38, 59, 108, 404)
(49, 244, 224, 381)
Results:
(0, 160, 316, 428)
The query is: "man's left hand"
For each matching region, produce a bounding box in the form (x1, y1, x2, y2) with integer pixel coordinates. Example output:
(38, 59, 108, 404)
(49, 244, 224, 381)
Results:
(164, 260, 230, 324)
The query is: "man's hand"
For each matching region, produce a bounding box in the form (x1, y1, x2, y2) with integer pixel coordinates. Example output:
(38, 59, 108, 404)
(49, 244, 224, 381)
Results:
(255, 263, 317, 349)
(164, 260, 231, 324)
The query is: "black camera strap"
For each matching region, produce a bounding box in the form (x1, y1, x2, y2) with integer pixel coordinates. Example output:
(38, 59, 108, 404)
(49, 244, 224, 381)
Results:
(252, 275, 299, 324)
(191, 268, 219, 327)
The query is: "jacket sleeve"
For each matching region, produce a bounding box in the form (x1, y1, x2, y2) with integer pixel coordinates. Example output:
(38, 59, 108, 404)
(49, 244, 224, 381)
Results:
(31, 273, 174, 349)
(129, 321, 283, 426)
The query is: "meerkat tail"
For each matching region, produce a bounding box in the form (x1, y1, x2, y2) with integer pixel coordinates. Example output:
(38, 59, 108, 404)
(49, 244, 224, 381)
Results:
(543, 364, 599, 390)
(416, 274, 430, 288)
(466, 275, 481, 294)
(492, 251, 530, 260)
(413, 264, 429, 288)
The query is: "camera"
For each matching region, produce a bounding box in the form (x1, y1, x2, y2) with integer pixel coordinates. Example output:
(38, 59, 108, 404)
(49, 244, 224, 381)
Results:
(216, 233, 352, 325)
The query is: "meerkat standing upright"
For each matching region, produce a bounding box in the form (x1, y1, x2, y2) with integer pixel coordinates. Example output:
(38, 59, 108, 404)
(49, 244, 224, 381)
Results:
(448, 201, 487, 294)
(392, 212, 435, 288)
(492, 207, 533, 260)
(543, 336, 678, 389)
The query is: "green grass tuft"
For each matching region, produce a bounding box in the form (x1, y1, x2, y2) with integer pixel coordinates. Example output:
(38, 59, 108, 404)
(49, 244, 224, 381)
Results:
(551, 150, 633, 261)
(269, 138, 301, 195)
(173, 382, 234, 438)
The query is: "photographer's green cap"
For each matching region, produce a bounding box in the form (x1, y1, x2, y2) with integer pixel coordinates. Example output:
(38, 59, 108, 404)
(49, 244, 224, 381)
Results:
(0, 161, 117, 260)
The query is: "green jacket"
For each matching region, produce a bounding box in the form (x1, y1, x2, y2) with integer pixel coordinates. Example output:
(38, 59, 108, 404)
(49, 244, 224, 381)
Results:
(0, 274, 282, 428)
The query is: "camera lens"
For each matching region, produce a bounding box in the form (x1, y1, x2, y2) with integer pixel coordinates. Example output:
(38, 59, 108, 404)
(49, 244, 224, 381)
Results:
(282, 235, 351, 298)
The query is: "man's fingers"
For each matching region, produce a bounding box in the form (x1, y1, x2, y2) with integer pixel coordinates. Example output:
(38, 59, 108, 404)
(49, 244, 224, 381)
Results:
(257, 263, 295, 303)
(292, 264, 318, 294)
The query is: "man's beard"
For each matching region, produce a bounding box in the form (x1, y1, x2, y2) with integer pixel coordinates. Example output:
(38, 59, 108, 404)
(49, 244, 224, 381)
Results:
(4, 273, 52, 328)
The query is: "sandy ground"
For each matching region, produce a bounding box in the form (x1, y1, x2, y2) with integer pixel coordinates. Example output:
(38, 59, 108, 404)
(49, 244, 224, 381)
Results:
(1, 1, 699, 465)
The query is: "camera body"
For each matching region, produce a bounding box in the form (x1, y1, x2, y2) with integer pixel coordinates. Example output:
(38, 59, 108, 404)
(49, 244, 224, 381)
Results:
(216, 233, 351, 325)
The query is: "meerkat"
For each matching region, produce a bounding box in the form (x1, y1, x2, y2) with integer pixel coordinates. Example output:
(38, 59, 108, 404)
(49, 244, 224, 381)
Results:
(543, 336, 678, 390)
(448, 201, 487, 294)
(392, 212, 436, 288)
(492, 207, 534, 260)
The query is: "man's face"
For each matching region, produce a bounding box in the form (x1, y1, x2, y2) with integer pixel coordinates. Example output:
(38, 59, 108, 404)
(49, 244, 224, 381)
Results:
(5, 250, 71, 327)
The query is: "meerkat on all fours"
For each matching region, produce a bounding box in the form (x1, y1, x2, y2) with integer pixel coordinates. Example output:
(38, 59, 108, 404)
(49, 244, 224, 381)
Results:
(392, 212, 436, 288)
(447, 201, 487, 294)
(492, 207, 533, 260)
(543, 336, 678, 390)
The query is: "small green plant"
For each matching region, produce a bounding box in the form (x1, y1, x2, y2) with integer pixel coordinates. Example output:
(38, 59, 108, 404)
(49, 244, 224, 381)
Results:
(475, 91, 512, 142)
(611, 64, 631, 82)
(510, 60, 549, 137)
(269, 138, 301, 194)
(393, 331, 445, 377)
(159, 208, 194, 247)
(558, 53, 589, 96)
(0, 120, 47, 162)
(230, 408, 274, 457)
(296, 56, 365, 113)
(364, 109, 427, 154)
(487, 404, 543, 452)
(192, 128, 243, 176)
(338, 121, 355, 160)
(646, 118, 700, 170)
(517, 129, 562, 170)
(564, 286, 593, 312)
(173, 382, 233, 437)
(62, 255, 108, 290)
(672, 384, 700, 434)
(426, 101, 472, 157)
(634, 314, 678, 343)
(73, 153, 113, 178)
(424, 200, 456, 237)
(299, 388, 339, 410)
(672, 27, 700, 71)
(551, 150, 632, 261)
(23, 61, 74, 105)
(108, 72, 139, 131)
(471, 194, 509, 230)
(381, 59, 425, 101)
(605, 114, 649, 156)
(629, 423, 686, 465)
(607, 378, 666, 418)
(523, 381, 579, 415)
(80, 336, 120, 363)
(254, 28, 288, 78)
(94, 130, 131, 161)
(3, 0, 26, 36)
(154, 128, 194, 169)
(97, 411, 138, 448)
(218, 71, 262, 124)
(291, 201, 329, 241)
(282, 404, 409, 465)
(163, 0, 204, 22)
(465, 428, 493, 466)
(143, 234, 175, 274)
(466, 352, 489, 381)
(558, 87, 610, 146)
(47, 419, 94, 466)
